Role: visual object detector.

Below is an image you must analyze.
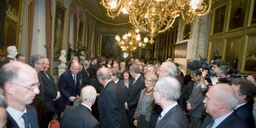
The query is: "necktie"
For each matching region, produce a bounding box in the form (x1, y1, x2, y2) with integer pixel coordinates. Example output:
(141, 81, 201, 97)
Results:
(207, 119, 215, 128)
(44, 72, 50, 80)
(22, 113, 29, 128)
(74, 75, 77, 88)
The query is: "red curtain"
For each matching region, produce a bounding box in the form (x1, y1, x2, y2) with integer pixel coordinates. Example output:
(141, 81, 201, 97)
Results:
(45, 0, 52, 61)
(28, 0, 35, 60)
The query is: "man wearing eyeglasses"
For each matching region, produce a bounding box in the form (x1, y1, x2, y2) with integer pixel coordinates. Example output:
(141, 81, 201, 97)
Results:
(0, 61, 40, 128)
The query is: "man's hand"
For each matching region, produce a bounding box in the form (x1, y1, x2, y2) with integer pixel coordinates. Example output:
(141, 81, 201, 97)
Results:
(53, 91, 61, 101)
(125, 102, 129, 110)
(69, 96, 76, 102)
(187, 103, 192, 110)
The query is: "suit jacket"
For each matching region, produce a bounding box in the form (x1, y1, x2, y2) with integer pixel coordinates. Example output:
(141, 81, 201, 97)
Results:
(200, 112, 247, 128)
(188, 81, 205, 118)
(38, 71, 59, 112)
(58, 70, 81, 109)
(235, 103, 255, 128)
(156, 105, 189, 128)
(6, 105, 39, 128)
(127, 75, 145, 110)
(61, 104, 100, 128)
(117, 80, 128, 101)
(81, 68, 90, 87)
(98, 80, 128, 128)
(133, 88, 155, 122)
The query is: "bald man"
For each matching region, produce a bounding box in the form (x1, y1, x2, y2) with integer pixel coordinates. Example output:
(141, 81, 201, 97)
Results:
(200, 84, 247, 128)
(0, 61, 40, 128)
(97, 67, 128, 128)
(61, 86, 99, 128)
(57, 61, 81, 119)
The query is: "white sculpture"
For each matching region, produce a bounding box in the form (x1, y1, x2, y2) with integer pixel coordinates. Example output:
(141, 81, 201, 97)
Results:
(7, 45, 18, 60)
(58, 50, 67, 76)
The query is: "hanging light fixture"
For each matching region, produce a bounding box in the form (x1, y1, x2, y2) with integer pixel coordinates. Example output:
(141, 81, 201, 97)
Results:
(101, 0, 211, 43)
(115, 28, 148, 56)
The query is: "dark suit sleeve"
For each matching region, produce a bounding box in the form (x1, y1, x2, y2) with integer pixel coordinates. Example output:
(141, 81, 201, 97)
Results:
(59, 74, 71, 99)
(39, 74, 57, 99)
(104, 89, 121, 128)
(81, 69, 90, 86)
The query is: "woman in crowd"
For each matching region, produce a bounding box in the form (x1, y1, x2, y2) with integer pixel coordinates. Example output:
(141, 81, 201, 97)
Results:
(107, 58, 113, 68)
(119, 69, 132, 89)
(133, 73, 158, 128)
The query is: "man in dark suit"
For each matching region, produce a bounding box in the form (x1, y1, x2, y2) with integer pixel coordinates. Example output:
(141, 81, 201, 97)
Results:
(97, 67, 128, 128)
(126, 64, 145, 128)
(231, 79, 255, 128)
(0, 95, 7, 128)
(81, 60, 91, 87)
(187, 69, 206, 128)
(38, 58, 61, 128)
(61, 86, 99, 128)
(110, 68, 128, 100)
(0, 61, 40, 128)
(154, 76, 189, 128)
(200, 84, 247, 128)
(57, 61, 81, 119)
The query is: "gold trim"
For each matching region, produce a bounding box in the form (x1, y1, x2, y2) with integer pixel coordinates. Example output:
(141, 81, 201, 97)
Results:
(241, 33, 256, 73)
(211, 3, 227, 35)
(207, 39, 224, 62)
(248, 0, 256, 27)
(53, 2, 67, 57)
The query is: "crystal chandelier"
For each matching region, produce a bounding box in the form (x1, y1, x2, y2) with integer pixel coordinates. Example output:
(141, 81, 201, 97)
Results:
(115, 29, 148, 56)
(101, 0, 211, 43)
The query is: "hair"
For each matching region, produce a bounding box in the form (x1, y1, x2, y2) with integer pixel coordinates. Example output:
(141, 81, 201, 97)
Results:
(155, 77, 181, 101)
(83, 60, 90, 67)
(214, 84, 238, 110)
(0, 57, 11, 69)
(147, 64, 157, 73)
(29, 54, 44, 67)
(80, 86, 97, 102)
(211, 59, 227, 67)
(161, 62, 177, 77)
(232, 78, 256, 102)
(194, 69, 202, 76)
(215, 65, 229, 76)
(97, 67, 111, 80)
(129, 64, 140, 73)
(145, 73, 158, 84)
(110, 68, 121, 78)
(16, 53, 25, 59)
(122, 69, 131, 79)
(0, 95, 7, 108)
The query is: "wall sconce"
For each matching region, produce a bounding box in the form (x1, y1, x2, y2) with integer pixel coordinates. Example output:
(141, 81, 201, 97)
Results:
(44, 45, 50, 48)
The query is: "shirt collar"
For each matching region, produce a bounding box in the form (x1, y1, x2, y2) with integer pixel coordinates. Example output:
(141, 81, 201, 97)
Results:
(134, 74, 141, 82)
(104, 80, 112, 88)
(213, 111, 234, 128)
(160, 102, 178, 118)
(114, 79, 119, 84)
(6, 106, 27, 124)
(235, 102, 246, 109)
(81, 103, 92, 111)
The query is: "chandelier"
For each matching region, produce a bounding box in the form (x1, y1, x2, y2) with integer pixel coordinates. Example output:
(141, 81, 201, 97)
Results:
(101, 0, 212, 43)
(115, 29, 148, 56)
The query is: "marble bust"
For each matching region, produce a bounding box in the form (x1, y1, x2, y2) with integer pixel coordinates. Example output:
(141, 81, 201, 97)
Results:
(7, 46, 18, 60)
(58, 50, 67, 68)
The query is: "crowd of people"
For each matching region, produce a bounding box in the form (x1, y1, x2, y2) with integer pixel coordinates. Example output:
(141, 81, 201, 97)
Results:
(0, 50, 256, 128)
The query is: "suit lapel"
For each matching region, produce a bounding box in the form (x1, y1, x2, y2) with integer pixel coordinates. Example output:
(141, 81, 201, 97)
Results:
(6, 112, 19, 128)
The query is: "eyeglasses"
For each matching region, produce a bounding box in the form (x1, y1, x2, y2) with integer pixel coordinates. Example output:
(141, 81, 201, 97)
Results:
(11, 82, 40, 91)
